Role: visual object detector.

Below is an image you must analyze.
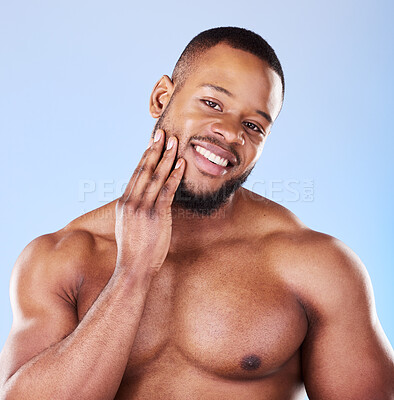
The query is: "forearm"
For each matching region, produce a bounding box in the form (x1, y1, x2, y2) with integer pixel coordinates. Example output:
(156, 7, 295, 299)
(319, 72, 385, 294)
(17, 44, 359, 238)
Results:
(3, 268, 153, 400)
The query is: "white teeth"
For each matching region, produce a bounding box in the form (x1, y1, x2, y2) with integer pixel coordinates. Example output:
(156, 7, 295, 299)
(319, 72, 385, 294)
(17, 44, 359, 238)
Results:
(208, 153, 216, 163)
(195, 145, 229, 167)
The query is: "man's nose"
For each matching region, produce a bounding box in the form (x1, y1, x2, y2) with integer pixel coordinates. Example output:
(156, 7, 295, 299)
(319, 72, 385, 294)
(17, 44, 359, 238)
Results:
(211, 118, 245, 146)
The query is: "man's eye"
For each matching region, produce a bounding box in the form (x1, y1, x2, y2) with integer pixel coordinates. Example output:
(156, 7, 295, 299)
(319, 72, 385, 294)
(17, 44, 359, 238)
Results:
(203, 100, 221, 111)
(244, 121, 262, 133)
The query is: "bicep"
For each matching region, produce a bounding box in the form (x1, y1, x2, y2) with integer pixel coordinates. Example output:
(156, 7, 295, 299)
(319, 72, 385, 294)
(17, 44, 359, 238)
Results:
(0, 236, 79, 384)
(301, 245, 394, 399)
(302, 311, 393, 399)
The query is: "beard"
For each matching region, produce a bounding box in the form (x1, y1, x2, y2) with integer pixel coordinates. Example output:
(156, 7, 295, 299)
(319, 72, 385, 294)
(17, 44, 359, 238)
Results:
(153, 98, 254, 217)
(171, 169, 252, 216)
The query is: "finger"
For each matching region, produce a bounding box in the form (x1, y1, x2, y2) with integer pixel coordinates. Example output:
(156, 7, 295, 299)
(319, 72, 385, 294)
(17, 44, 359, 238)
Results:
(155, 158, 185, 209)
(142, 136, 179, 207)
(121, 129, 165, 203)
(146, 137, 154, 149)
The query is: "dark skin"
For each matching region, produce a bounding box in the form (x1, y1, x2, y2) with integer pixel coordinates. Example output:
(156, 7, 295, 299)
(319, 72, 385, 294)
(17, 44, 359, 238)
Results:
(0, 44, 393, 400)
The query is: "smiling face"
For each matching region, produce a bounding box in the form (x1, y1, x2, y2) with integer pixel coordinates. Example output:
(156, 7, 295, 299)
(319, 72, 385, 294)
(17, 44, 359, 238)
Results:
(150, 43, 283, 214)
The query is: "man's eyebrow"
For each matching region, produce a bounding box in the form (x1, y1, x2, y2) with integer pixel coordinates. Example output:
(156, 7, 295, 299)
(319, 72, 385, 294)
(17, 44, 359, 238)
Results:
(199, 83, 273, 124)
(256, 110, 272, 124)
(199, 83, 233, 97)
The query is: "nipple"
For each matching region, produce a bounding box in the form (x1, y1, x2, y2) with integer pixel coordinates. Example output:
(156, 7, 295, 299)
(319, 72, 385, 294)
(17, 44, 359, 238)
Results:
(240, 354, 261, 371)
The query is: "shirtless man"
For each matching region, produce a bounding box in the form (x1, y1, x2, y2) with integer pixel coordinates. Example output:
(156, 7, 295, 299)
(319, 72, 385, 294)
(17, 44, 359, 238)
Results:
(0, 27, 393, 400)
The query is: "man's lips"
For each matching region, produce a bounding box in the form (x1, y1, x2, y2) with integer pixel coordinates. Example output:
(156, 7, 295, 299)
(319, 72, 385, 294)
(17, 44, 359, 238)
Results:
(190, 145, 232, 176)
(190, 140, 238, 166)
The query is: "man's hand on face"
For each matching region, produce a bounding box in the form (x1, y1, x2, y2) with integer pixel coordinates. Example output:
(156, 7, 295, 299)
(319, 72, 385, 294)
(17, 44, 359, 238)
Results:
(115, 129, 185, 277)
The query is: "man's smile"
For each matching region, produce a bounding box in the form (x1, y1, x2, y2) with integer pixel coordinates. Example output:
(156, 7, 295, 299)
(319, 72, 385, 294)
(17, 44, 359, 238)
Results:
(194, 145, 229, 167)
(189, 141, 237, 177)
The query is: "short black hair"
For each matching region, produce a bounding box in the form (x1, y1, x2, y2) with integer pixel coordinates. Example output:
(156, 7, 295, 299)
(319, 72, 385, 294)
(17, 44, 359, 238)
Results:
(171, 26, 285, 101)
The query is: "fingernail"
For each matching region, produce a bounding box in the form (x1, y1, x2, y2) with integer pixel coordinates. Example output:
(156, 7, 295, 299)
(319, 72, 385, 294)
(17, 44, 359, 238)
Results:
(154, 130, 162, 142)
(147, 138, 154, 149)
(175, 159, 183, 169)
(167, 137, 175, 150)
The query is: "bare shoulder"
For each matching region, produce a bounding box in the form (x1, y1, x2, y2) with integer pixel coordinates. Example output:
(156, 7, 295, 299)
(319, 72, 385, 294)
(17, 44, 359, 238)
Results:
(278, 226, 372, 320)
(11, 228, 95, 310)
(12, 201, 117, 308)
(240, 189, 373, 314)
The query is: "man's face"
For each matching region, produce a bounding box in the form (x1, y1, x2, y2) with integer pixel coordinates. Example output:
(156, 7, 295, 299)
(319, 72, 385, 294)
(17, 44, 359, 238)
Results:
(153, 44, 283, 214)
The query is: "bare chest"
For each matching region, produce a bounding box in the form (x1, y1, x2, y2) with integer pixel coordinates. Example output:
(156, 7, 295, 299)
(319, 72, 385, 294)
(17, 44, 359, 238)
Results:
(77, 244, 308, 381)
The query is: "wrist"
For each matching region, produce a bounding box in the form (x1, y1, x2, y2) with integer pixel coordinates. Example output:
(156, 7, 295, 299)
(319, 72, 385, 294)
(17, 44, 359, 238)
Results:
(114, 261, 156, 290)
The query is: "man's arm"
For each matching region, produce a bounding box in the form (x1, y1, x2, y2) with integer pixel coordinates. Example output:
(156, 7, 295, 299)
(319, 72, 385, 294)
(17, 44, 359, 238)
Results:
(0, 130, 185, 400)
(0, 233, 154, 400)
(301, 235, 394, 399)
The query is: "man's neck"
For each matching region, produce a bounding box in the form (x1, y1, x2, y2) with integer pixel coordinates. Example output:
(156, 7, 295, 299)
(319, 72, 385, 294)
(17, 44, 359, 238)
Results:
(169, 189, 243, 253)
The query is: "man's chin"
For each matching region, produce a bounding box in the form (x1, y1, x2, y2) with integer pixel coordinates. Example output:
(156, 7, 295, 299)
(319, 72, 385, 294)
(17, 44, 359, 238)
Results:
(172, 168, 252, 216)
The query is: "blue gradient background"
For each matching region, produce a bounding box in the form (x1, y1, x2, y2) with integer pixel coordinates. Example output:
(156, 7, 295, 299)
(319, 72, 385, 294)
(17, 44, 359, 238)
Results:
(1, 1, 393, 397)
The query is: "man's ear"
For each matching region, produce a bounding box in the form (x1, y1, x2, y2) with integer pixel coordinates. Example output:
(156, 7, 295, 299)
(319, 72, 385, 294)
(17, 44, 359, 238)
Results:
(149, 75, 175, 118)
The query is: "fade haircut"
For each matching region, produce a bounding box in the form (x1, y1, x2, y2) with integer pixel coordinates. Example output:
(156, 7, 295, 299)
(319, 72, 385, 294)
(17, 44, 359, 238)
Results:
(171, 26, 285, 101)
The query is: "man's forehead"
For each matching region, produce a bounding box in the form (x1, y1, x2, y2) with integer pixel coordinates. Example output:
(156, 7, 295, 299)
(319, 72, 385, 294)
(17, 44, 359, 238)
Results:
(192, 44, 272, 75)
